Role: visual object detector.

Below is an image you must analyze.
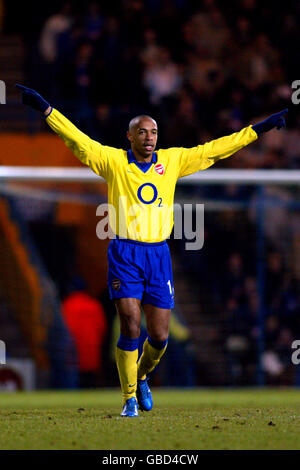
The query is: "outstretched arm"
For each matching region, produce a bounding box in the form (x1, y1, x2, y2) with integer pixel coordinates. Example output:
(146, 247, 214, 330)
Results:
(177, 109, 288, 178)
(15, 84, 111, 178)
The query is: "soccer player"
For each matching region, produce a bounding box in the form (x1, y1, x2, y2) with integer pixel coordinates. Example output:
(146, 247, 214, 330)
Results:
(16, 84, 287, 417)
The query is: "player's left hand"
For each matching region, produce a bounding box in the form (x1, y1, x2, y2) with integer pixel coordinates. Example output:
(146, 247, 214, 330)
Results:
(252, 108, 288, 135)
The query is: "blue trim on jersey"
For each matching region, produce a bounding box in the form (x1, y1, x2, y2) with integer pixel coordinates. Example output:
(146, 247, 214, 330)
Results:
(117, 334, 139, 351)
(127, 150, 157, 173)
(116, 235, 166, 247)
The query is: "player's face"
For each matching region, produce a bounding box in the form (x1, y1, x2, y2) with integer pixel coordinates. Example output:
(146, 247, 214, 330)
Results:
(127, 118, 158, 159)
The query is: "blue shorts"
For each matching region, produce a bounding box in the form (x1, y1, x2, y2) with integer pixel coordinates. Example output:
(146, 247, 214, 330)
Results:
(108, 238, 174, 309)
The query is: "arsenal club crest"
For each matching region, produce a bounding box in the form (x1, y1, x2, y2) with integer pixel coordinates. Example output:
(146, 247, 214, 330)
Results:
(112, 279, 121, 291)
(154, 163, 165, 175)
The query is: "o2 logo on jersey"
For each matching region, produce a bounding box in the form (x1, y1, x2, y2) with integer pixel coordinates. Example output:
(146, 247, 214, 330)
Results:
(137, 183, 158, 204)
(154, 163, 165, 175)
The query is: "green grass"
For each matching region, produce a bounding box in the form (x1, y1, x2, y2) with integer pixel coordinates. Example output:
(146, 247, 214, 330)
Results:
(1, 388, 300, 450)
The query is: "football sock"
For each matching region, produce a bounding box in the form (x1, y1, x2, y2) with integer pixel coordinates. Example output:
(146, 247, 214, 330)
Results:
(115, 334, 139, 404)
(137, 336, 168, 380)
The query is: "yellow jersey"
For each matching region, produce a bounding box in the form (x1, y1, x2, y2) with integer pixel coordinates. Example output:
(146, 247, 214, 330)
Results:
(46, 108, 258, 243)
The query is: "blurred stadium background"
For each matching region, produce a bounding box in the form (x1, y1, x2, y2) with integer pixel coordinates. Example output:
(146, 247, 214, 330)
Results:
(0, 0, 300, 392)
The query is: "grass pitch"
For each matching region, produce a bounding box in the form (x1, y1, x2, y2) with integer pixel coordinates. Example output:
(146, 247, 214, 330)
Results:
(1, 388, 300, 450)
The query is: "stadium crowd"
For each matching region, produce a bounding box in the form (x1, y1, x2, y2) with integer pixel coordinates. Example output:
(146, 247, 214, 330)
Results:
(15, 0, 300, 167)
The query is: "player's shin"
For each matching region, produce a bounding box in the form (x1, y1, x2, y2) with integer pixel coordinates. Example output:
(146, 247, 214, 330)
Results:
(137, 336, 168, 380)
(115, 335, 139, 404)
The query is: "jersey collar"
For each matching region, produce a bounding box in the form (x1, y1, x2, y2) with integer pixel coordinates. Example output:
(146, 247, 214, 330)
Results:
(127, 149, 157, 173)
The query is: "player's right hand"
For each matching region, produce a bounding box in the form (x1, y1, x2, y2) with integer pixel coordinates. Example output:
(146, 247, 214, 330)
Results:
(15, 84, 50, 113)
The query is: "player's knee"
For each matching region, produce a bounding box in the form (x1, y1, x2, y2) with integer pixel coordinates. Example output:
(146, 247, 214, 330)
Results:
(120, 316, 140, 338)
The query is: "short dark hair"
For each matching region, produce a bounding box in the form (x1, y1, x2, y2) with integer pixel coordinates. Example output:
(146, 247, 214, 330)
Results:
(128, 115, 157, 131)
